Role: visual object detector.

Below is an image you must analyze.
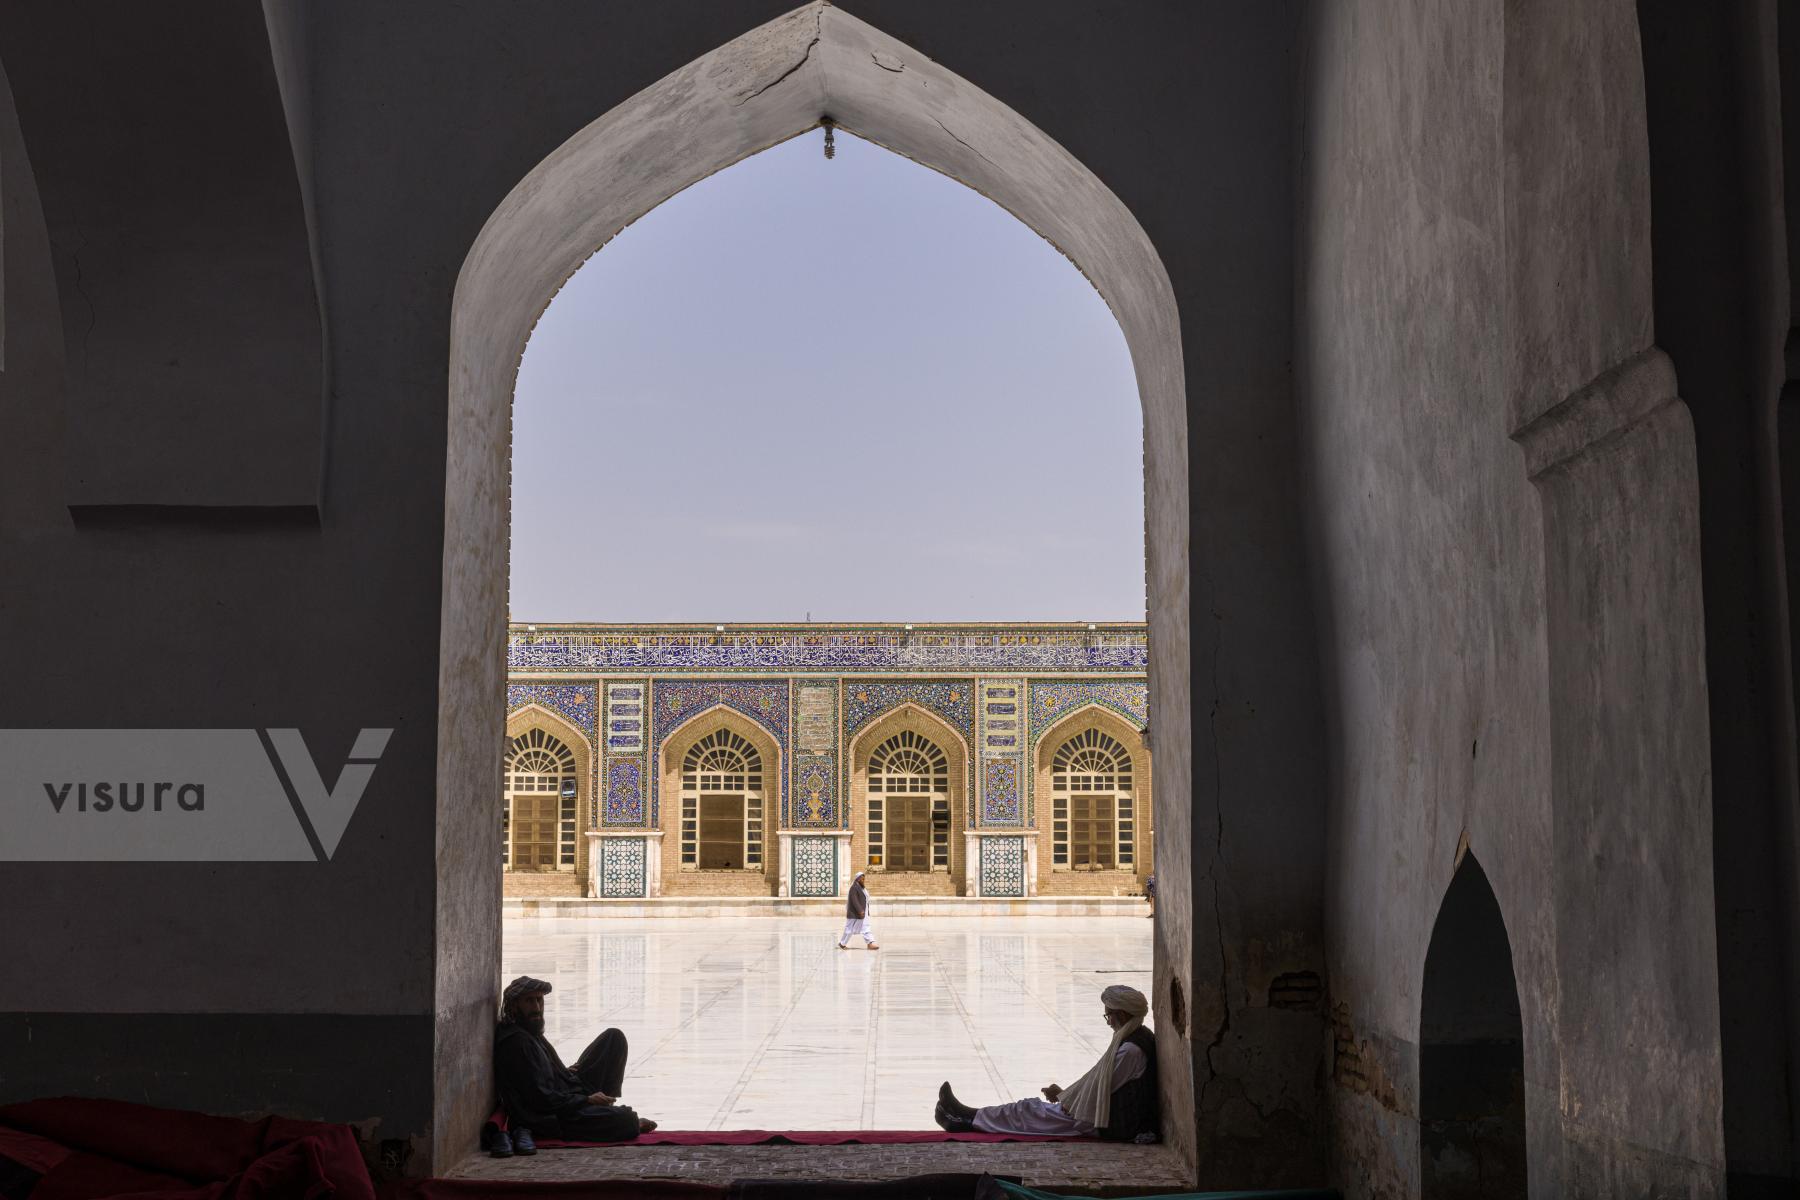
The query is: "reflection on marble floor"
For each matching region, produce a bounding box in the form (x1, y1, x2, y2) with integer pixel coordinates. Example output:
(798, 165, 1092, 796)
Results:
(501, 915, 1154, 1131)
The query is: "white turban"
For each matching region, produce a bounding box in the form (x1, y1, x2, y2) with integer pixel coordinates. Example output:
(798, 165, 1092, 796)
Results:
(1102, 985, 1149, 1017)
(1057, 985, 1152, 1130)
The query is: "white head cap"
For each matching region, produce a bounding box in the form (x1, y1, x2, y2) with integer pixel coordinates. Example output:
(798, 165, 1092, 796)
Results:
(1101, 984, 1149, 1017)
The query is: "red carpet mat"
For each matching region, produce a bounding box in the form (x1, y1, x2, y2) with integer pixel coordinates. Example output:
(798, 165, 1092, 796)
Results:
(531, 1130, 1094, 1148)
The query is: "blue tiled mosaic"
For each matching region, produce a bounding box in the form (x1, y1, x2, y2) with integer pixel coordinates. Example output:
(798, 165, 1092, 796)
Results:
(510, 628, 1147, 674)
(506, 683, 598, 740)
(605, 759, 645, 826)
(1029, 681, 1149, 747)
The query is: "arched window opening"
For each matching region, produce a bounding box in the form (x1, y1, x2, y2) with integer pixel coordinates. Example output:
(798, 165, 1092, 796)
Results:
(503, 726, 577, 871)
(680, 729, 763, 870)
(1420, 853, 1527, 1199)
(1051, 728, 1134, 871)
(867, 729, 950, 873)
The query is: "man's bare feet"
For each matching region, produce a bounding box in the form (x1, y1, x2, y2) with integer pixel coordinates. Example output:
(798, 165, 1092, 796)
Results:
(868, 943, 880, 950)
(639, 1118, 658, 1134)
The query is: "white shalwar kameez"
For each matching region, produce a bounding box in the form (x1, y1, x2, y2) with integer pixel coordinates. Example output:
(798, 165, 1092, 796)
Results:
(971, 1040, 1149, 1136)
(839, 917, 876, 946)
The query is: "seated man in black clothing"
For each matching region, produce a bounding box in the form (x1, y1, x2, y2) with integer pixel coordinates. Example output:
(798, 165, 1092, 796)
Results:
(491, 975, 657, 1153)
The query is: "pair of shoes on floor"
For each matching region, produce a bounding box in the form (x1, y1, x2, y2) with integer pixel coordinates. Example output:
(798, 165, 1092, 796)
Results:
(488, 1127, 538, 1157)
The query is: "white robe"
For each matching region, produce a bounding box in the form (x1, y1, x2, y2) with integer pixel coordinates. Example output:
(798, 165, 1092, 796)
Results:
(971, 1041, 1147, 1136)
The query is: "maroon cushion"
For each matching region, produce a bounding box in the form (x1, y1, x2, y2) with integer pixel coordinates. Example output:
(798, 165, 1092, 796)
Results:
(0, 1097, 266, 1182)
(261, 1118, 376, 1200)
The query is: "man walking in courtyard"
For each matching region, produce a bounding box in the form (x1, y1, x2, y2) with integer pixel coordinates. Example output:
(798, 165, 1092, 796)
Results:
(838, 870, 879, 949)
(935, 984, 1158, 1141)
(490, 975, 657, 1153)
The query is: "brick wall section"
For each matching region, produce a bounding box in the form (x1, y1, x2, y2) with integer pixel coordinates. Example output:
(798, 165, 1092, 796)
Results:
(661, 868, 778, 896)
(503, 871, 583, 897)
(1036, 869, 1149, 897)
(861, 870, 959, 897)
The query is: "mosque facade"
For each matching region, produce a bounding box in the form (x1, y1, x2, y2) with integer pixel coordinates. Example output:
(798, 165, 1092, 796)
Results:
(504, 622, 1151, 900)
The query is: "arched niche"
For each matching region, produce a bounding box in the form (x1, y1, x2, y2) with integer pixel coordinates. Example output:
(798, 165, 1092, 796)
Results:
(1032, 703, 1151, 896)
(656, 705, 783, 896)
(438, 0, 1191, 1168)
(502, 704, 595, 895)
(847, 702, 972, 895)
(1420, 852, 1528, 1198)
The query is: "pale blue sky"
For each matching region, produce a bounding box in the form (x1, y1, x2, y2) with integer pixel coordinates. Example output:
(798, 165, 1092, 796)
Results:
(509, 129, 1144, 622)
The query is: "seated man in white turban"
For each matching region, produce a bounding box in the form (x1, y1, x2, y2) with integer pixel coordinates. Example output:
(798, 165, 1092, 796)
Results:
(934, 984, 1158, 1143)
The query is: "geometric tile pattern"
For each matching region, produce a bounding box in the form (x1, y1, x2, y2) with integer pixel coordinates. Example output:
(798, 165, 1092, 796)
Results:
(790, 835, 838, 897)
(600, 837, 648, 898)
(978, 836, 1027, 897)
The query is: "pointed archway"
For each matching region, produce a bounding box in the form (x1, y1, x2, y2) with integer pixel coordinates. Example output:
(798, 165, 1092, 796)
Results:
(438, 2, 1191, 1170)
(1420, 852, 1528, 1198)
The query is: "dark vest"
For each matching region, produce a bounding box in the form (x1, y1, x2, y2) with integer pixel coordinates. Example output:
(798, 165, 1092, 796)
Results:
(1099, 1026, 1160, 1143)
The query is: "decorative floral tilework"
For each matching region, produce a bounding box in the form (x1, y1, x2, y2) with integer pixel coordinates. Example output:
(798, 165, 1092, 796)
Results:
(605, 759, 645, 826)
(600, 838, 647, 898)
(794, 756, 837, 827)
(983, 757, 1022, 825)
(506, 683, 598, 739)
(843, 680, 974, 743)
(979, 836, 1026, 897)
(652, 679, 790, 749)
(1029, 681, 1149, 747)
(791, 836, 838, 897)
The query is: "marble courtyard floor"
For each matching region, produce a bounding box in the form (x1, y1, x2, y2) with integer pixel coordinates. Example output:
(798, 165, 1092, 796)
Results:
(462, 915, 1187, 1193)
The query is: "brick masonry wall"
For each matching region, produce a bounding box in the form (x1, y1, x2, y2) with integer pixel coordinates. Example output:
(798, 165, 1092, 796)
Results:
(661, 868, 779, 896)
(503, 871, 584, 897)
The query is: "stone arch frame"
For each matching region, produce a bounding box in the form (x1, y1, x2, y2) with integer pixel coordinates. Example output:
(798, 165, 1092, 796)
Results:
(847, 702, 972, 895)
(437, 1, 1192, 1170)
(1031, 703, 1151, 896)
(655, 704, 783, 896)
(502, 703, 595, 890)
